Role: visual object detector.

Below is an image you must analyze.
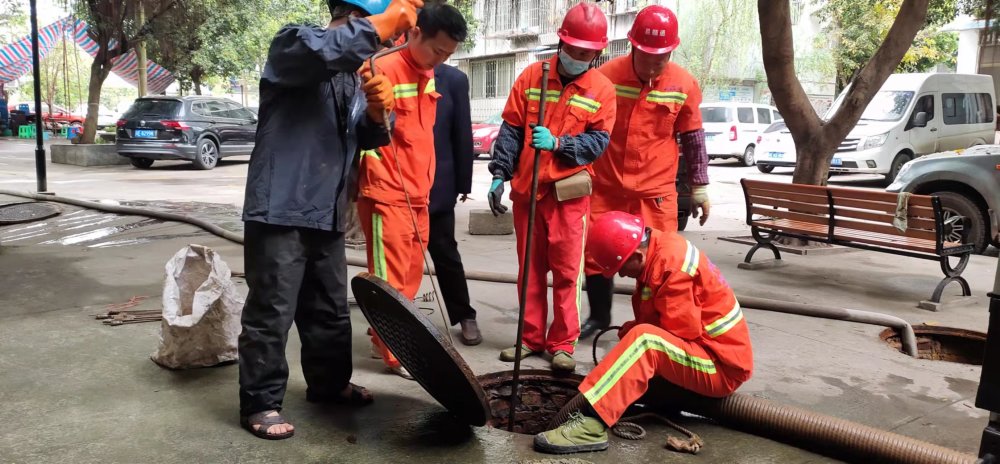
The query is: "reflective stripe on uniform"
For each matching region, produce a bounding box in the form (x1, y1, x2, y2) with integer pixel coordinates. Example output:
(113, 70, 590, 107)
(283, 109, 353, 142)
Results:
(646, 90, 687, 105)
(525, 88, 561, 103)
(573, 214, 588, 346)
(705, 300, 744, 338)
(583, 332, 717, 404)
(615, 85, 641, 99)
(681, 240, 700, 276)
(360, 149, 381, 160)
(393, 83, 419, 99)
(568, 94, 601, 113)
(372, 213, 387, 279)
(424, 78, 436, 94)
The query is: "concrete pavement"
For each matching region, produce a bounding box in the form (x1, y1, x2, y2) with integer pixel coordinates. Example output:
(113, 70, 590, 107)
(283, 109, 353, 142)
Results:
(0, 139, 995, 463)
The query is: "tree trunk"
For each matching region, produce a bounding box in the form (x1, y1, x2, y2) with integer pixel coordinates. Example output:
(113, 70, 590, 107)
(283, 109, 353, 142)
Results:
(81, 59, 111, 145)
(759, 0, 929, 186)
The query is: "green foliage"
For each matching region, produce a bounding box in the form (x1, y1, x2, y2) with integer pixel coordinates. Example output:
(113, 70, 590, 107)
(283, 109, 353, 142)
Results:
(0, 0, 27, 44)
(21, 40, 92, 111)
(819, 0, 958, 90)
(672, 0, 760, 91)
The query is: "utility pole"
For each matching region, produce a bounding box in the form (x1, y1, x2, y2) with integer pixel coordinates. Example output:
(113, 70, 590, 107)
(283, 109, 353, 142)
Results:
(136, 3, 148, 97)
(29, 0, 48, 194)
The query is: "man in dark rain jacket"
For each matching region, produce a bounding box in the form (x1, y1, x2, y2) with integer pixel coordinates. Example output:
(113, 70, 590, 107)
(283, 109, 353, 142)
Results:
(237, 0, 422, 440)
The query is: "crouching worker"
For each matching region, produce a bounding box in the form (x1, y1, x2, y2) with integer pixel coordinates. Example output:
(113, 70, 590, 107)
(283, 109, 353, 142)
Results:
(534, 211, 753, 454)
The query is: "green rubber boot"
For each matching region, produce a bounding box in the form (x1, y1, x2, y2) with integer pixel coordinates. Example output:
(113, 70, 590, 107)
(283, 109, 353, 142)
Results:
(534, 412, 609, 454)
(499, 345, 535, 362)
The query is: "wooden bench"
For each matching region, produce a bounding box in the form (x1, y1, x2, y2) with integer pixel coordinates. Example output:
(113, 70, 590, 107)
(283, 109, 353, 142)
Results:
(740, 179, 973, 309)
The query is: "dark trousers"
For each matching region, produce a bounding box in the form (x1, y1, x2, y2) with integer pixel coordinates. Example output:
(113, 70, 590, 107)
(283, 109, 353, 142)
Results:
(238, 221, 352, 416)
(585, 274, 614, 325)
(427, 210, 476, 325)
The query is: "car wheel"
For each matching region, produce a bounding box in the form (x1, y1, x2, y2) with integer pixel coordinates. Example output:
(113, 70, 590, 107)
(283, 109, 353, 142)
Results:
(757, 164, 775, 174)
(193, 138, 219, 170)
(885, 152, 912, 184)
(934, 191, 987, 254)
(130, 158, 154, 169)
(740, 145, 756, 166)
(677, 211, 689, 231)
(70, 121, 82, 128)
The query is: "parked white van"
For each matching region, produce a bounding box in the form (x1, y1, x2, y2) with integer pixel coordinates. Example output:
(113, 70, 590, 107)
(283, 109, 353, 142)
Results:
(700, 102, 782, 166)
(824, 73, 995, 181)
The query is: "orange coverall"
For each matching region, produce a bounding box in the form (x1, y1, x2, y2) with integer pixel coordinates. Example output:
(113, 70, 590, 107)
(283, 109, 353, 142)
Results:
(588, 58, 704, 252)
(358, 48, 438, 367)
(495, 55, 616, 355)
(578, 229, 753, 425)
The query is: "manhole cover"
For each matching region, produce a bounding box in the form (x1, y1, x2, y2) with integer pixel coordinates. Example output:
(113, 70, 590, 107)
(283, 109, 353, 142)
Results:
(880, 325, 986, 364)
(351, 274, 490, 426)
(0, 202, 61, 225)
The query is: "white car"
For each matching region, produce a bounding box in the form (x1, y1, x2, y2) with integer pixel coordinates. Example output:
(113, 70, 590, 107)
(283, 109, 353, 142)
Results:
(754, 121, 797, 173)
(701, 102, 782, 166)
(74, 104, 120, 128)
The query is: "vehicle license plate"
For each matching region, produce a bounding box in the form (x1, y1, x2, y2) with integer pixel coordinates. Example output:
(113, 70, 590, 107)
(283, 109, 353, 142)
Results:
(134, 129, 156, 139)
(706, 134, 715, 141)
(768, 152, 783, 159)
(831, 158, 842, 166)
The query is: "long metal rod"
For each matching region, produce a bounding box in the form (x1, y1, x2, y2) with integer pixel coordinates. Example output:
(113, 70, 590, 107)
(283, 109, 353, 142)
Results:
(29, 0, 47, 193)
(508, 62, 550, 431)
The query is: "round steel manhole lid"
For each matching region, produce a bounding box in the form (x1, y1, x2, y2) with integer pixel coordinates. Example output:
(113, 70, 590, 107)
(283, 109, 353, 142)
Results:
(0, 202, 61, 225)
(351, 274, 490, 426)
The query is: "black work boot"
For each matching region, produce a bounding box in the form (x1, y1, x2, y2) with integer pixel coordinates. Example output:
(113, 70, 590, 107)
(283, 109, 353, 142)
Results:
(581, 275, 613, 340)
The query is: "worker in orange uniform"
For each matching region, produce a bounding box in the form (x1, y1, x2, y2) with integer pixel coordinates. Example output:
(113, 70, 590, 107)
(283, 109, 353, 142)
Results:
(580, 5, 712, 341)
(534, 211, 752, 454)
(487, 2, 617, 372)
(358, 4, 468, 379)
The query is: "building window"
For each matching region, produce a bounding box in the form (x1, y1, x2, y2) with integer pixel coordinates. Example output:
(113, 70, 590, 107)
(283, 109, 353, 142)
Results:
(592, 39, 631, 68)
(470, 56, 516, 99)
(483, 0, 551, 36)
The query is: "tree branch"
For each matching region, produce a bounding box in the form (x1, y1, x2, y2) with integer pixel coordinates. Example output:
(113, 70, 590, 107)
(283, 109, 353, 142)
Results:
(127, 0, 180, 44)
(825, 0, 929, 142)
(758, 1, 822, 139)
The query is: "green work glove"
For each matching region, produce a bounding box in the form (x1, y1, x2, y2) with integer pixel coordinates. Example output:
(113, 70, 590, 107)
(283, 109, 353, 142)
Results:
(531, 125, 558, 151)
(488, 176, 508, 216)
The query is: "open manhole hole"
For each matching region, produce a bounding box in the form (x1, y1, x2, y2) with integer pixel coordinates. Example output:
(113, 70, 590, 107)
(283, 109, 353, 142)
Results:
(479, 370, 583, 435)
(880, 325, 986, 365)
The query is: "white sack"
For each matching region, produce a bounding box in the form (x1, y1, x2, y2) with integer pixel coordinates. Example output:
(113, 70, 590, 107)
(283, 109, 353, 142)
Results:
(151, 245, 244, 369)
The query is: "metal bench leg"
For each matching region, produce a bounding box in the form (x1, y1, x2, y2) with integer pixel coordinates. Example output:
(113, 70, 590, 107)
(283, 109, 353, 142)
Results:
(744, 228, 781, 264)
(918, 253, 973, 310)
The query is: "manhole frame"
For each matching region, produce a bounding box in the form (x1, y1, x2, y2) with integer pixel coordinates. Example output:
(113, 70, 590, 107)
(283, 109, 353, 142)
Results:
(879, 324, 986, 365)
(0, 201, 61, 225)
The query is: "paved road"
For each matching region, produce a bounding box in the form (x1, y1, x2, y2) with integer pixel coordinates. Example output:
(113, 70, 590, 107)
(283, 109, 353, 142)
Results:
(0, 137, 889, 232)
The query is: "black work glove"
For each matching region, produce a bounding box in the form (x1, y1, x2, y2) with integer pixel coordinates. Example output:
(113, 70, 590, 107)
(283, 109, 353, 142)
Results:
(488, 176, 508, 216)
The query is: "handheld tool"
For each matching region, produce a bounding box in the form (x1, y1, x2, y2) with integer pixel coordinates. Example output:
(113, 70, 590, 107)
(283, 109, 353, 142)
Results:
(507, 61, 551, 431)
(366, 37, 455, 344)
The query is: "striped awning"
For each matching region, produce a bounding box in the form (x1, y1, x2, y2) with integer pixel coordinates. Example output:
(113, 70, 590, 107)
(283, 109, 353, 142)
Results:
(0, 17, 175, 94)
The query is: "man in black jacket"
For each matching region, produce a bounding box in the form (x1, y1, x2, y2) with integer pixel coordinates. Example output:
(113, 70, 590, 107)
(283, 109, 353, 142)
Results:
(237, 0, 421, 440)
(428, 64, 480, 345)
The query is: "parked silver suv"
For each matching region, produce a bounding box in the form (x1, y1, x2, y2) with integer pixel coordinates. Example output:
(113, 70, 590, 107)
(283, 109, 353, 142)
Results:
(886, 145, 1000, 253)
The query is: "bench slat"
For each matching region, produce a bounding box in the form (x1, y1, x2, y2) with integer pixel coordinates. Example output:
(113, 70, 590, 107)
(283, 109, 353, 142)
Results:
(834, 217, 937, 241)
(752, 206, 830, 226)
(832, 207, 938, 231)
(828, 185, 935, 207)
(834, 230, 938, 254)
(831, 196, 936, 217)
(747, 187, 828, 206)
(751, 218, 828, 238)
(742, 179, 830, 196)
(748, 196, 830, 215)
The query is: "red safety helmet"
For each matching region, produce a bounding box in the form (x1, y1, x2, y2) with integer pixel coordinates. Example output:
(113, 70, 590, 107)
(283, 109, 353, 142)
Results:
(557, 2, 609, 51)
(588, 212, 646, 278)
(627, 5, 680, 54)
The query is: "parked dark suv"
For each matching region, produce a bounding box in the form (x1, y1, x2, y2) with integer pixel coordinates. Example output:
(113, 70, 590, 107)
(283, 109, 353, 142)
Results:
(116, 96, 257, 170)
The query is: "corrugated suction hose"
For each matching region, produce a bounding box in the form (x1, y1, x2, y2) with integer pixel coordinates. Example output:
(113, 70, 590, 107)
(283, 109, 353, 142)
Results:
(550, 390, 976, 463)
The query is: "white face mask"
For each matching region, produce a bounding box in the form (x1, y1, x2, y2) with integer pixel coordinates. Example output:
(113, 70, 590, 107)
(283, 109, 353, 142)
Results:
(559, 50, 591, 76)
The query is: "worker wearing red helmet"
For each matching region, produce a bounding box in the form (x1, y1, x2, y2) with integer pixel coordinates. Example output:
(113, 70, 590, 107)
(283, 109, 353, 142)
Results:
(487, 2, 617, 372)
(534, 211, 753, 454)
(580, 5, 712, 341)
